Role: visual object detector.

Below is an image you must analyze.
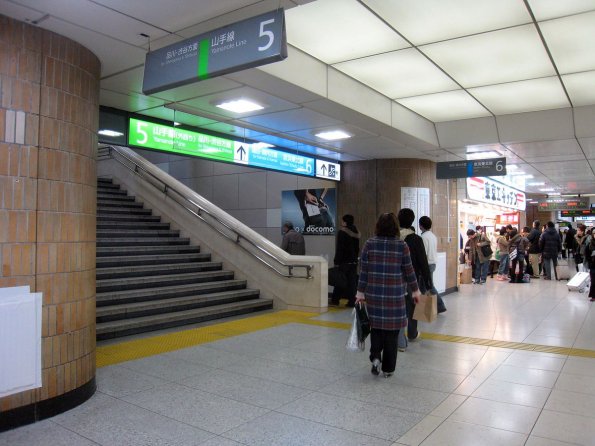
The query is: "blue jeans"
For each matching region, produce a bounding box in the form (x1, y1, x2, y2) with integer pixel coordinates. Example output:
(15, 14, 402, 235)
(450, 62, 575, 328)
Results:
(474, 261, 489, 282)
(543, 257, 558, 279)
(498, 254, 509, 275)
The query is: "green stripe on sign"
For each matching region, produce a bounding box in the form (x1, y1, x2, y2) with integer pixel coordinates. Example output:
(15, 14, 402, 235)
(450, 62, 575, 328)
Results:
(198, 39, 210, 80)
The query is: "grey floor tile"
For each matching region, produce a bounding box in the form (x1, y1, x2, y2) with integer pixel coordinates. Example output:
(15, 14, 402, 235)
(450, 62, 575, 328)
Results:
(119, 354, 212, 382)
(449, 396, 541, 434)
(525, 436, 579, 446)
(51, 392, 213, 446)
(471, 378, 551, 407)
(561, 356, 595, 377)
(203, 335, 285, 358)
(396, 414, 445, 446)
(491, 364, 560, 388)
(555, 372, 595, 395)
(277, 391, 425, 442)
(197, 437, 245, 446)
(121, 382, 269, 435)
(503, 351, 566, 372)
(419, 420, 527, 446)
(178, 368, 309, 409)
(222, 411, 392, 445)
(544, 388, 595, 416)
(386, 366, 467, 393)
(224, 355, 346, 390)
(96, 364, 171, 398)
(164, 345, 252, 369)
(0, 420, 98, 446)
(532, 409, 595, 445)
(319, 374, 448, 414)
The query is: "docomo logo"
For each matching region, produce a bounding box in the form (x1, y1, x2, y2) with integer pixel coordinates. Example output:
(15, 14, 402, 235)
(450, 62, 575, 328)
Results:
(304, 225, 335, 234)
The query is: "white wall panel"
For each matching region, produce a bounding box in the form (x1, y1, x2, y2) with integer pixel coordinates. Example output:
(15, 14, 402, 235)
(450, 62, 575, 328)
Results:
(497, 108, 574, 143)
(436, 116, 499, 148)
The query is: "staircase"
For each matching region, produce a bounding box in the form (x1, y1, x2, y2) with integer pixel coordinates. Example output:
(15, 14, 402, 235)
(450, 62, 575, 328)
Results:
(95, 177, 273, 340)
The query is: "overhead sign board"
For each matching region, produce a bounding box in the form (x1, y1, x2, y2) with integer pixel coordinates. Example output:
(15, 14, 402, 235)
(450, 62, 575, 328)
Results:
(538, 199, 590, 211)
(315, 159, 341, 181)
(143, 9, 287, 95)
(436, 158, 506, 179)
(128, 118, 338, 180)
(560, 210, 595, 217)
(467, 177, 526, 211)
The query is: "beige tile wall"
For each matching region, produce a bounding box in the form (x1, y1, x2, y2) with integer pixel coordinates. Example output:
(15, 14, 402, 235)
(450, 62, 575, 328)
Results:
(0, 14, 99, 412)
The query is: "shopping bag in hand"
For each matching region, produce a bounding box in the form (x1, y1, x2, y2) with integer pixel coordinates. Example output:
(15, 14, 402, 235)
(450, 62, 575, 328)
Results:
(413, 292, 438, 323)
(355, 302, 371, 343)
(346, 308, 364, 351)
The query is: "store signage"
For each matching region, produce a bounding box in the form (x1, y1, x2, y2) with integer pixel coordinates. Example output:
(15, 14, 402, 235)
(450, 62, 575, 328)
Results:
(560, 210, 595, 217)
(538, 199, 590, 211)
(496, 212, 520, 226)
(128, 118, 339, 180)
(142, 9, 287, 95)
(315, 159, 341, 181)
(436, 158, 506, 179)
(466, 177, 526, 211)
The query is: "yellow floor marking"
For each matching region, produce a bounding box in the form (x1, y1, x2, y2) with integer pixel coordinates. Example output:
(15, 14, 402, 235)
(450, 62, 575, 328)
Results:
(96, 309, 595, 368)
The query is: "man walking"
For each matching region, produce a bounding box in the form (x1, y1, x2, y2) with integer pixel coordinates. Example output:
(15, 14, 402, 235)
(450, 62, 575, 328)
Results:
(419, 216, 446, 313)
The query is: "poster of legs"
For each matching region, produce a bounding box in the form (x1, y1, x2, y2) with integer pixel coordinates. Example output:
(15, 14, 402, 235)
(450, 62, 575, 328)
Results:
(281, 188, 336, 235)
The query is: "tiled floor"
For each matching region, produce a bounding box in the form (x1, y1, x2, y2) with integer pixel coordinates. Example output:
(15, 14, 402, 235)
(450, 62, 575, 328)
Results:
(2, 277, 594, 445)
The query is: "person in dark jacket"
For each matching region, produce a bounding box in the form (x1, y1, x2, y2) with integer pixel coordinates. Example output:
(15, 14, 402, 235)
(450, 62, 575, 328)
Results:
(331, 214, 360, 307)
(355, 213, 421, 378)
(508, 228, 528, 283)
(527, 220, 542, 278)
(281, 221, 305, 255)
(398, 208, 431, 344)
(539, 221, 562, 280)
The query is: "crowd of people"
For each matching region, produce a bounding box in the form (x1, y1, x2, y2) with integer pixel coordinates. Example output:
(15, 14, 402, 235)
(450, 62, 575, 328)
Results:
(464, 220, 595, 301)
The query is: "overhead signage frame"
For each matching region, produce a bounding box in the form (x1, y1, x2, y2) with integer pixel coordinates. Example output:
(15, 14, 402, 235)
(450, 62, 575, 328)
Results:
(143, 9, 287, 95)
(436, 157, 506, 179)
(466, 177, 526, 211)
(128, 118, 340, 181)
(538, 199, 590, 211)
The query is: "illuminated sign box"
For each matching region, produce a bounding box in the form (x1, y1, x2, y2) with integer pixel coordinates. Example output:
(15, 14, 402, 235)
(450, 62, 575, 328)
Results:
(466, 177, 526, 211)
(538, 199, 590, 211)
(128, 118, 339, 180)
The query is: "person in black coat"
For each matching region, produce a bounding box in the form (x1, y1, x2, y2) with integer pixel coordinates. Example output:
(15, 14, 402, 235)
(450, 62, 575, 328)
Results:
(331, 214, 360, 306)
(527, 220, 542, 278)
(539, 221, 562, 280)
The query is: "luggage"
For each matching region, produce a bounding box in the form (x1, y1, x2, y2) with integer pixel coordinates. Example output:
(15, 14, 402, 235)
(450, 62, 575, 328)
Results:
(567, 271, 590, 293)
(555, 265, 571, 280)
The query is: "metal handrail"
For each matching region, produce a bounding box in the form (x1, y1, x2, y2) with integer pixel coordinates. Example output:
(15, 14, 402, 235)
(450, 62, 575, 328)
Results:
(98, 145, 313, 279)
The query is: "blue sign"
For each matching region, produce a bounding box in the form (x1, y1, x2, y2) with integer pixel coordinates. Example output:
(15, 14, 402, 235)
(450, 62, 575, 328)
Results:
(245, 146, 314, 176)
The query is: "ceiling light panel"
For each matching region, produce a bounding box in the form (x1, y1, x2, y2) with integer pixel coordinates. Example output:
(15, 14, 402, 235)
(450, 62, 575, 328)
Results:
(397, 90, 491, 122)
(363, 0, 531, 45)
(420, 25, 555, 88)
(468, 77, 569, 115)
(333, 48, 459, 98)
(528, 0, 595, 21)
(285, 0, 410, 64)
(562, 71, 595, 107)
(578, 137, 595, 159)
(539, 11, 595, 74)
(506, 139, 582, 158)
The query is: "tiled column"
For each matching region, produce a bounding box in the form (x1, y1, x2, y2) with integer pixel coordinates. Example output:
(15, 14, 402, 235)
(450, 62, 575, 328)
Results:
(0, 14, 99, 428)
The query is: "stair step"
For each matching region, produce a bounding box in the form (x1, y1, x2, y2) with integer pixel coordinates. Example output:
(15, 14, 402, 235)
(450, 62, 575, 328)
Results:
(96, 298, 273, 340)
(98, 207, 152, 215)
(96, 289, 260, 322)
(96, 279, 248, 306)
(97, 214, 161, 222)
(97, 187, 127, 194)
(97, 237, 190, 247)
(97, 245, 199, 257)
(97, 193, 136, 201)
(96, 261, 222, 280)
(96, 229, 180, 238)
(96, 270, 234, 293)
(97, 200, 144, 208)
(97, 252, 210, 268)
(97, 178, 116, 186)
(97, 221, 171, 230)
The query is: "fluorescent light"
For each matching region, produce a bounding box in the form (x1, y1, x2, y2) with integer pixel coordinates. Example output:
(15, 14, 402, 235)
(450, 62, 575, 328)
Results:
(507, 165, 519, 170)
(539, 187, 556, 191)
(173, 122, 181, 126)
(315, 130, 352, 141)
(562, 71, 595, 107)
(98, 129, 124, 137)
(215, 99, 264, 113)
(528, 182, 545, 186)
(396, 90, 490, 122)
(251, 142, 275, 149)
(466, 151, 500, 159)
(548, 192, 561, 196)
(509, 171, 526, 176)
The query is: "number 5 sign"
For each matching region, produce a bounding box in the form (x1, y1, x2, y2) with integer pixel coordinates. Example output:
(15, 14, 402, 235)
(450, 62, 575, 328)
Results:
(143, 9, 288, 95)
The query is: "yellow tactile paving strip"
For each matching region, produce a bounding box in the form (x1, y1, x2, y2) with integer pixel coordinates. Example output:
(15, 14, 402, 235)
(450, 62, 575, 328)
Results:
(96, 310, 595, 368)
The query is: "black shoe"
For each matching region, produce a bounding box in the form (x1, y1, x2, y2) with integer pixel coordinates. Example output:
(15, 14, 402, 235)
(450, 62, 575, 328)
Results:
(371, 359, 381, 376)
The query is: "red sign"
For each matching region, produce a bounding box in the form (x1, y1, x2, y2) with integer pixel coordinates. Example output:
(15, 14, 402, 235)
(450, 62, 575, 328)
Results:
(496, 212, 519, 225)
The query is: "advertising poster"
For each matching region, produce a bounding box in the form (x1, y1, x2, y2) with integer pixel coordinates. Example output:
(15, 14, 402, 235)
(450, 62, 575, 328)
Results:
(281, 188, 336, 235)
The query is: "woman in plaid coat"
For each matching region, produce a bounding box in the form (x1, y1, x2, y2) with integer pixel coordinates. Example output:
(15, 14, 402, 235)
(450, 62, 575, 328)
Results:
(355, 213, 421, 378)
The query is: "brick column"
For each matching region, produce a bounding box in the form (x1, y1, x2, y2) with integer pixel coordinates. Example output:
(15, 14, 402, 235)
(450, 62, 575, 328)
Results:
(0, 14, 99, 429)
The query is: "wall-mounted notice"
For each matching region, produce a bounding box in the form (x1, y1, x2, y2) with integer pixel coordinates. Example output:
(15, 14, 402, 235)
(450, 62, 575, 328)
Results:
(401, 187, 430, 233)
(129, 118, 339, 180)
(143, 9, 287, 95)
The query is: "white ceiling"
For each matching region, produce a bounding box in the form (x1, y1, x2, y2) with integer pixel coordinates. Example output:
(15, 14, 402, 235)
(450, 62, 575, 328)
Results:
(2, 0, 595, 196)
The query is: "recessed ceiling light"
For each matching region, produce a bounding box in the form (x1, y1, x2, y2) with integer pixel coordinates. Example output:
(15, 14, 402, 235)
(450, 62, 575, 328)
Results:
(98, 129, 124, 137)
(315, 130, 352, 141)
(548, 192, 561, 196)
(528, 182, 545, 186)
(215, 99, 264, 113)
(508, 171, 526, 176)
(173, 122, 181, 126)
(466, 151, 501, 159)
(539, 187, 556, 192)
(252, 142, 275, 149)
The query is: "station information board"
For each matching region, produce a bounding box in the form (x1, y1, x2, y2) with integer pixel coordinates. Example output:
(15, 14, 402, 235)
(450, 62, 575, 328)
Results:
(437, 158, 506, 179)
(128, 118, 340, 181)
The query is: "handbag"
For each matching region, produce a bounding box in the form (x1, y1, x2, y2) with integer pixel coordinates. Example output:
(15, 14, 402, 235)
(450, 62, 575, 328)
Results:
(413, 291, 437, 323)
(354, 302, 370, 343)
(480, 243, 493, 258)
(328, 266, 347, 288)
(346, 308, 364, 351)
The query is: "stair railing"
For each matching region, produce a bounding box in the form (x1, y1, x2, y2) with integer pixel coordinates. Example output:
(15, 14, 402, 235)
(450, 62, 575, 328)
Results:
(98, 145, 314, 279)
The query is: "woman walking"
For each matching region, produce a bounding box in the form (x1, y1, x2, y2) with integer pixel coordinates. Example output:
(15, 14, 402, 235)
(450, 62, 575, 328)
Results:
(355, 213, 421, 378)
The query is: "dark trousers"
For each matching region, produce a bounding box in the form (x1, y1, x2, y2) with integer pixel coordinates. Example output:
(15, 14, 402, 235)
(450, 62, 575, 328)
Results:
(369, 328, 399, 373)
(510, 258, 525, 282)
(589, 268, 595, 298)
(331, 263, 357, 304)
(405, 293, 418, 340)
